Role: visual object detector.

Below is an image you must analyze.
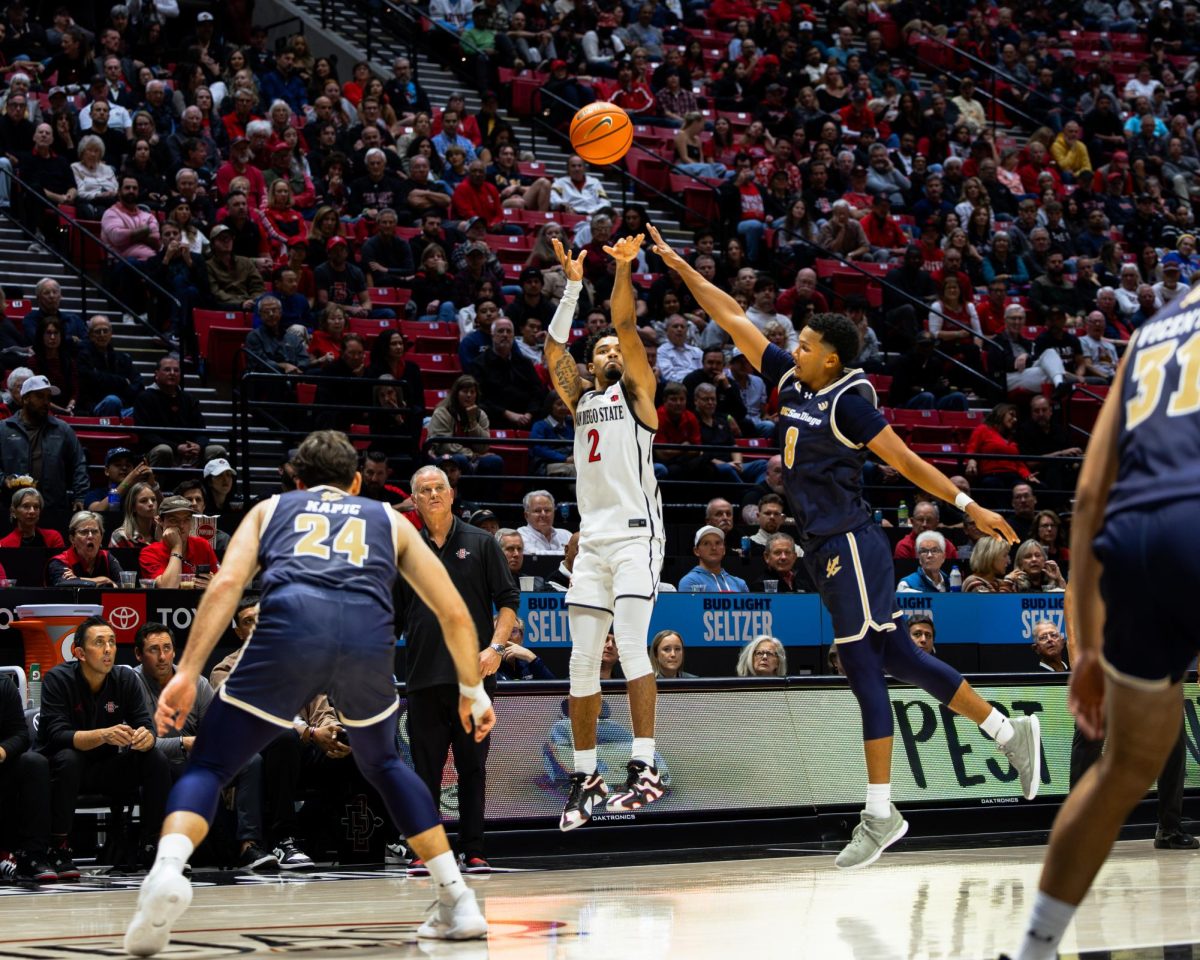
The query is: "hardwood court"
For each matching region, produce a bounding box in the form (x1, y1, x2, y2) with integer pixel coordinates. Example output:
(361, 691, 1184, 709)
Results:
(1, 840, 1197, 959)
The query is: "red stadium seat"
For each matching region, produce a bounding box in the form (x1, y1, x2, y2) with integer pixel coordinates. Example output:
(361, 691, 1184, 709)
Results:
(207, 327, 250, 383)
(5, 299, 31, 319)
(193, 309, 251, 355)
(369, 288, 412, 306)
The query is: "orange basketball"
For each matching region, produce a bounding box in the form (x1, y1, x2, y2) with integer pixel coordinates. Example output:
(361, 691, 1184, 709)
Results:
(570, 103, 634, 166)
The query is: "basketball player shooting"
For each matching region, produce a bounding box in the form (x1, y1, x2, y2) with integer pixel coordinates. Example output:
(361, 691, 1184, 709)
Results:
(543, 234, 667, 830)
(124, 431, 496, 956)
(647, 224, 1040, 870)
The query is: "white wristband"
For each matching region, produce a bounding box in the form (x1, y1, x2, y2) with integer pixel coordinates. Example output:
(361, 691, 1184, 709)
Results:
(547, 278, 582, 343)
(458, 682, 492, 722)
(954, 492, 975, 511)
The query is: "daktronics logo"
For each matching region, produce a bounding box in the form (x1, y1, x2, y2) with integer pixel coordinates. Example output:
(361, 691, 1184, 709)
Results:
(102, 592, 147, 645)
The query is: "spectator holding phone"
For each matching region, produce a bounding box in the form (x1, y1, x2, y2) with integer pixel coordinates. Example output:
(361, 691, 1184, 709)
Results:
(136, 495, 219, 589)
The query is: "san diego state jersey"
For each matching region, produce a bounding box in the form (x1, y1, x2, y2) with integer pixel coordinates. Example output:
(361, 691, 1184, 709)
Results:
(573, 378, 663, 543)
(1106, 288, 1200, 518)
(257, 486, 403, 610)
(760, 344, 888, 546)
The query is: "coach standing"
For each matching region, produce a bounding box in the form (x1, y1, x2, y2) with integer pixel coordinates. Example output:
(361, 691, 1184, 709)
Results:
(401, 464, 518, 873)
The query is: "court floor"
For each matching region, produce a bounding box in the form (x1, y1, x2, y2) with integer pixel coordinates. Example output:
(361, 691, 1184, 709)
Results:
(1, 840, 1198, 959)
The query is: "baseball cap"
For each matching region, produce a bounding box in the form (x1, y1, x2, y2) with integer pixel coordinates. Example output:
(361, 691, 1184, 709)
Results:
(1112, 150, 1129, 161)
(463, 215, 485, 231)
(852, 89, 867, 101)
(197, 10, 214, 20)
(597, 13, 616, 27)
(231, 135, 250, 147)
(549, 59, 567, 72)
(1163, 260, 1181, 271)
(327, 235, 348, 251)
(209, 223, 232, 239)
(106, 446, 135, 465)
(694, 524, 726, 547)
(47, 86, 66, 97)
(464, 240, 489, 256)
(469, 508, 497, 526)
(271, 141, 291, 153)
(20, 374, 59, 397)
(798, 19, 813, 29)
(203, 457, 235, 478)
(1160, 0, 1172, 8)
(1136, 192, 1153, 202)
(287, 234, 307, 248)
(158, 495, 195, 515)
(729, 346, 745, 360)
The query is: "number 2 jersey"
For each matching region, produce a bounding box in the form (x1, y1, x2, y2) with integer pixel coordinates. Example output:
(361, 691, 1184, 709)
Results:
(760, 344, 889, 547)
(1106, 291, 1200, 519)
(572, 378, 663, 543)
(256, 485, 404, 612)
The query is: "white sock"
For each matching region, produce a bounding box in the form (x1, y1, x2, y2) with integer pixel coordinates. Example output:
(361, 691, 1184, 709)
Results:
(426, 850, 469, 905)
(153, 833, 194, 874)
(981, 708, 1015, 747)
(573, 748, 597, 774)
(1014, 891, 1076, 960)
(630, 737, 655, 766)
(865, 783, 891, 819)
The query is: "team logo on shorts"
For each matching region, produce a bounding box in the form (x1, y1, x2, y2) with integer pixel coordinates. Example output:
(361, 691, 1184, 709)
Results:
(825, 556, 842, 579)
(456, 548, 471, 559)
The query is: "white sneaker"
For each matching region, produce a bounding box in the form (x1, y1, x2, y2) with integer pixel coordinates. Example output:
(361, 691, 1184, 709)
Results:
(417, 888, 488, 940)
(1001, 714, 1042, 800)
(123, 866, 193, 957)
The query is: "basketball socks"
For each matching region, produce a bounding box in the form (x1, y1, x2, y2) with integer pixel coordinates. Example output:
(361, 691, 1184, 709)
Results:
(426, 851, 469, 905)
(1014, 891, 1075, 960)
(574, 748, 597, 775)
(981, 709, 1016, 747)
(630, 738, 655, 766)
(150, 834, 194, 877)
(865, 783, 891, 819)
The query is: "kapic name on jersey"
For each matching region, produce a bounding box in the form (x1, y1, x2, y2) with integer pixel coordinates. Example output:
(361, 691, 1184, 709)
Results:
(576, 404, 627, 426)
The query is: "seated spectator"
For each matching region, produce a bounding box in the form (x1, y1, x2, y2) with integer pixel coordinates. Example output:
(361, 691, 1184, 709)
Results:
(966, 403, 1034, 491)
(1004, 539, 1067, 593)
(893, 501, 960, 561)
(201, 458, 244, 525)
(1032, 619, 1068, 672)
(897, 530, 951, 592)
(99, 175, 161, 262)
(518, 489, 571, 555)
(907, 611, 936, 655)
(0, 669, 55, 882)
(37, 616, 169, 876)
(735, 635, 787, 677)
(397, 154, 452, 224)
(0, 375, 88, 514)
(71, 135, 119, 220)
(31, 316, 78, 415)
(315, 236, 393, 319)
(131, 621, 212, 770)
(816, 199, 872, 261)
(0, 487, 64, 549)
(109, 481, 160, 548)
(530, 393, 575, 476)
(496, 618, 555, 681)
(988, 304, 1076, 396)
(678, 525, 749, 592)
(360, 208, 415, 287)
(151, 220, 211, 339)
(138, 495, 219, 588)
(654, 381, 702, 479)
(657, 315, 704, 383)
(487, 143, 551, 212)
(133, 355, 225, 468)
(206, 223, 265, 311)
(23, 278, 86, 343)
(962, 536, 1013, 593)
(48, 510, 124, 588)
(745, 276, 798, 350)
(1079, 310, 1119, 383)
(356, 450, 416, 514)
(1034, 509, 1070, 566)
(349, 149, 406, 222)
(426, 374, 504, 473)
(469, 317, 545, 428)
(245, 296, 307, 375)
(693, 382, 751, 483)
(550, 155, 610, 216)
(746, 493, 786, 556)
(651, 630, 697, 679)
(314, 333, 373, 431)
(84, 445, 153, 514)
(495, 527, 542, 589)
(752, 532, 812, 593)
(76, 315, 143, 417)
(309, 305, 346, 365)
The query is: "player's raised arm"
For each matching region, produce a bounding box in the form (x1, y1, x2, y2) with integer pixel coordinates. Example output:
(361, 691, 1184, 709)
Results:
(646, 223, 769, 369)
(544, 238, 588, 414)
(866, 426, 1020, 545)
(604, 233, 658, 429)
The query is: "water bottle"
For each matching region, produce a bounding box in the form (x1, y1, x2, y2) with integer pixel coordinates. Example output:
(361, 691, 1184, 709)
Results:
(949, 565, 962, 593)
(107, 484, 121, 510)
(897, 500, 910, 527)
(740, 535, 751, 554)
(28, 662, 40, 708)
(873, 509, 883, 524)
(559, 501, 570, 524)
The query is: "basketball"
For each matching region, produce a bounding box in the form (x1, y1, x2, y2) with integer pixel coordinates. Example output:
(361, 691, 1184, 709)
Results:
(570, 103, 634, 166)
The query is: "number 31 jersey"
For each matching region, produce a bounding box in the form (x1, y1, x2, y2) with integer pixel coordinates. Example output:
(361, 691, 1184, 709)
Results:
(1107, 290, 1200, 519)
(256, 485, 402, 610)
(573, 379, 663, 543)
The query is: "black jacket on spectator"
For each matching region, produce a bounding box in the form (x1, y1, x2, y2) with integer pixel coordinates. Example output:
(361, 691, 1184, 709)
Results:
(0, 414, 88, 512)
(0, 675, 29, 760)
(77, 341, 144, 413)
(469, 346, 546, 424)
(360, 232, 416, 286)
(315, 358, 374, 430)
(132, 384, 211, 452)
(37, 661, 152, 754)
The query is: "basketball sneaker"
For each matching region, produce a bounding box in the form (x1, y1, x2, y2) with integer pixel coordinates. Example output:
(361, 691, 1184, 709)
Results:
(123, 866, 193, 957)
(407, 857, 429, 876)
(606, 760, 665, 813)
(48, 842, 80, 881)
(15, 851, 58, 883)
(834, 804, 909, 870)
(1001, 715, 1042, 801)
(559, 771, 609, 831)
(272, 838, 314, 870)
(386, 840, 412, 865)
(416, 887, 488, 940)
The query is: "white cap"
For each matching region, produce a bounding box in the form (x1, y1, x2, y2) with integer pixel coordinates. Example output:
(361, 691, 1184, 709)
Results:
(20, 374, 59, 397)
(729, 346, 745, 360)
(694, 524, 726, 547)
(203, 457, 234, 478)
(197, 10, 214, 20)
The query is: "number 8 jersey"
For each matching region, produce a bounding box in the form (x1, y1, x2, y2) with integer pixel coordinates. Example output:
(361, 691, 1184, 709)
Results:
(256, 485, 404, 611)
(573, 379, 663, 543)
(1107, 289, 1200, 519)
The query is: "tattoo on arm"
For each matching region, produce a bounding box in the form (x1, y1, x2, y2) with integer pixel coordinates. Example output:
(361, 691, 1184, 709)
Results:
(552, 351, 581, 400)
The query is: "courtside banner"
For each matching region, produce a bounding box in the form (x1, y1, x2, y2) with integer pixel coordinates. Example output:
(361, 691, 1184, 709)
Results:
(513, 592, 1067, 648)
(402, 680, 1200, 822)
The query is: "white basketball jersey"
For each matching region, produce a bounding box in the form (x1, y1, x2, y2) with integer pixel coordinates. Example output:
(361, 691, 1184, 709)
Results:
(573, 379, 663, 543)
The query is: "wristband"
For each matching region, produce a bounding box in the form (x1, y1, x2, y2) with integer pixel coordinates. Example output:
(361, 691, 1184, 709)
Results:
(954, 492, 975, 512)
(547, 278, 582, 343)
(459, 682, 492, 722)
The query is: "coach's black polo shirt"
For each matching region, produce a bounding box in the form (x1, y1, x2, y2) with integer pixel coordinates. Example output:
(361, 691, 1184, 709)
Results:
(399, 517, 519, 693)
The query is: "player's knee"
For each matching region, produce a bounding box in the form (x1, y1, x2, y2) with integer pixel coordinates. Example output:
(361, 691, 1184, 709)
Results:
(569, 647, 602, 697)
(614, 633, 653, 681)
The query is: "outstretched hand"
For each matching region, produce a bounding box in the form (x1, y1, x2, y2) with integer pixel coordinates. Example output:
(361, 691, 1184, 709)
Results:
(646, 223, 687, 271)
(551, 238, 587, 282)
(967, 503, 1020, 544)
(602, 233, 644, 263)
(156, 671, 198, 736)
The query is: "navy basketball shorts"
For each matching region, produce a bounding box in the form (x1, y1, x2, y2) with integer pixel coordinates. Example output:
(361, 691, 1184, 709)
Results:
(804, 523, 904, 644)
(1093, 500, 1200, 687)
(218, 585, 400, 728)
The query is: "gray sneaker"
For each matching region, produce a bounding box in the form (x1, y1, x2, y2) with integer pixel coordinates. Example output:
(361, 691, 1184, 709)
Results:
(1001, 714, 1042, 800)
(834, 804, 908, 870)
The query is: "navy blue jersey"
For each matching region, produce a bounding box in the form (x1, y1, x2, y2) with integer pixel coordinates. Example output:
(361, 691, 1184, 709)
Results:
(1106, 289, 1200, 519)
(760, 345, 888, 545)
(257, 486, 402, 612)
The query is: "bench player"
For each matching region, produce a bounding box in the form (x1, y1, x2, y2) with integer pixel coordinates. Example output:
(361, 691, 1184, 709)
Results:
(125, 431, 495, 956)
(543, 234, 666, 829)
(1006, 289, 1200, 960)
(647, 224, 1041, 870)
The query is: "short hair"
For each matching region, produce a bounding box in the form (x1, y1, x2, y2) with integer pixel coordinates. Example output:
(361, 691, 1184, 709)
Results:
(765, 531, 795, 551)
(291, 430, 359, 488)
(913, 500, 940, 520)
(78, 134, 105, 158)
(134, 621, 172, 655)
(758, 492, 785, 511)
(5, 366, 32, 396)
(914, 530, 947, 552)
(522, 489, 554, 511)
(584, 325, 618, 363)
(68, 510, 103, 536)
(663, 381, 687, 399)
(693, 382, 717, 400)
(9, 485, 42, 518)
(236, 594, 260, 616)
(410, 464, 450, 490)
(74, 616, 113, 649)
(908, 610, 935, 636)
(495, 527, 521, 543)
(245, 119, 271, 139)
(806, 312, 862, 368)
